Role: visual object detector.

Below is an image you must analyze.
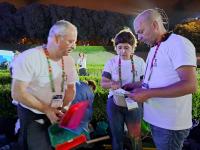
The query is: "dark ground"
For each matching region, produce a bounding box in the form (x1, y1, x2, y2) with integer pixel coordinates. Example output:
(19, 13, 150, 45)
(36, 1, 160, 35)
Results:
(0, 117, 199, 150)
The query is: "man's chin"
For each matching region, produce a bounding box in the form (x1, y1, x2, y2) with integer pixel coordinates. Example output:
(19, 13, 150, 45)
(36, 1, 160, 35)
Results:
(64, 53, 69, 56)
(144, 42, 152, 47)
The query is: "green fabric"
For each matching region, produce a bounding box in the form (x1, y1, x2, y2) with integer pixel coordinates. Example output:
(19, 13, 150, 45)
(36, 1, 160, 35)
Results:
(48, 124, 90, 148)
(48, 124, 79, 147)
(141, 121, 150, 135)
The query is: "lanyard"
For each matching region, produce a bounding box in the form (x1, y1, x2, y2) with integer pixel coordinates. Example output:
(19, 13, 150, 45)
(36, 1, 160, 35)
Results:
(43, 47, 65, 93)
(144, 42, 161, 83)
(119, 55, 135, 87)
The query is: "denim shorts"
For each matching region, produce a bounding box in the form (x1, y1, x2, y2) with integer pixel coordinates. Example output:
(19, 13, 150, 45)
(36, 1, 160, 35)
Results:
(150, 124, 190, 150)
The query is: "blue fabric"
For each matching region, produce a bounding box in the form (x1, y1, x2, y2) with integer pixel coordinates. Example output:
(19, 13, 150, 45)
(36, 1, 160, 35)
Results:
(150, 124, 190, 150)
(70, 81, 94, 136)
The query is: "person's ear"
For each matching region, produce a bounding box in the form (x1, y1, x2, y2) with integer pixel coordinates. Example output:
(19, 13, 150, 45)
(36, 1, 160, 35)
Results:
(152, 20, 159, 30)
(54, 35, 61, 44)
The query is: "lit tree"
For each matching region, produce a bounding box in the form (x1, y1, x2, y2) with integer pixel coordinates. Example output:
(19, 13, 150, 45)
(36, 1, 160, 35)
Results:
(174, 19, 200, 52)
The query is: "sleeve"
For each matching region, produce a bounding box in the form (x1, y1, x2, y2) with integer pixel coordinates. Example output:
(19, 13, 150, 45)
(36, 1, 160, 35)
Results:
(64, 56, 79, 84)
(12, 52, 35, 82)
(168, 36, 197, 70)
(102, 60, 112, 79)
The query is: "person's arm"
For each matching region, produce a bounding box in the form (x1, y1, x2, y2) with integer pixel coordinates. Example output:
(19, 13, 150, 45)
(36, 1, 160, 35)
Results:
(62, 83, 76, 107)
(62, 56, 77, 107)
(11, 79, 63, 123)
(101, 58, 121, 90)
(128, 66, 198, 102)
(122, 81, 142, 91)
(101, 76, 120, 90)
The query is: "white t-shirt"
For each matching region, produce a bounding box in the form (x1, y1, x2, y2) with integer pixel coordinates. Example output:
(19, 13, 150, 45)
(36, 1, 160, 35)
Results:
(143, 33, 196, 130)
(77, 57, 87, 69)
(103, 55, 146, 107)
(12, 46, 78, 114)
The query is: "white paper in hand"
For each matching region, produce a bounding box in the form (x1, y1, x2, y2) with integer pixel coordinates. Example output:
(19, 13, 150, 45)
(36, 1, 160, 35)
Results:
(113, 88, 130, 96)
(125, 98, 138, 110)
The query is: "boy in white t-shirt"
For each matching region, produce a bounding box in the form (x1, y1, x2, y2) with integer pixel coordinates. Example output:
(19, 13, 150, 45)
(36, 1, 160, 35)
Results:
(131, 9, 198, 150)
(101, 28, 145, 150)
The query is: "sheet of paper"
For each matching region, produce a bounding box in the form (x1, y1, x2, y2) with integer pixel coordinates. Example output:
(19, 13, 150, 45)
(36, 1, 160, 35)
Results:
(125, 98, 138, 110)
(113, 88, 130, 96)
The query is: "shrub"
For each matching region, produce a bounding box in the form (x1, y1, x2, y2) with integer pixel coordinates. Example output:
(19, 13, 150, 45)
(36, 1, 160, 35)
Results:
(192, 90, 200, 120)
(0, 71, 11, 85)
(0, 70, 200, 122)
(75, 46, 112, 53)
(174, 20, 200, 52)
(0, 84, 17, 118)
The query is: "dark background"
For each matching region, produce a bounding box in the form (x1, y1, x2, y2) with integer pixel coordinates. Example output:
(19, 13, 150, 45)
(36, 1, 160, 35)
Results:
(0, 0, 199, 51)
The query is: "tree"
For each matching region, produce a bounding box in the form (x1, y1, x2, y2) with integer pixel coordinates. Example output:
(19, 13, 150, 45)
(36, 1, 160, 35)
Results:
(174, 19, 200, 52)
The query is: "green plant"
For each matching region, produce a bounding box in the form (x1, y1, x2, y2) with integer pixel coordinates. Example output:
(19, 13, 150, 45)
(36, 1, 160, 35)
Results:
(0, 68, 200, 122)
(192, 90, 200, 120)
(0, 84, 17, 118)
(174, 20, 200, 52)
(0, 73, 11, 85)
(75, 46, 113, 53)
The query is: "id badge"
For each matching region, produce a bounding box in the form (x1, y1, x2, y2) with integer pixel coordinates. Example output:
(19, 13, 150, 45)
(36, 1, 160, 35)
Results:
(125, 98, 138, 110)
(51, 95, 63, 108)
(142, 82, 149, 89)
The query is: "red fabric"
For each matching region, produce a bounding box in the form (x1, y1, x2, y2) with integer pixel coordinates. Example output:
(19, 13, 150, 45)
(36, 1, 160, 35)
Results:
(60, 101, 89, 129)
(55, 134, 87, 150)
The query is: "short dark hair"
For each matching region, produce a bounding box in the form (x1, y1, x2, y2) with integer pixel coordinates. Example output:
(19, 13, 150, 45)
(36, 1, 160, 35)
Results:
(112, 28, 137, 48)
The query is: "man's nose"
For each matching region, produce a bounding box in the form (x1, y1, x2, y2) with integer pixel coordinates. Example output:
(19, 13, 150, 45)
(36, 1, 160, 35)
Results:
(68, 42, 76, 49)
(121, 49, 125, 53)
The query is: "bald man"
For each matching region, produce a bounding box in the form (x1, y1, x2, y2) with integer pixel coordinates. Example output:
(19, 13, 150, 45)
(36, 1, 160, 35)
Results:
(128, 9, 198, 150)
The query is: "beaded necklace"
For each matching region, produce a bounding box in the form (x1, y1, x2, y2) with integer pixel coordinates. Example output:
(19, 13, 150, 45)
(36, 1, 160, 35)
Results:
(43, 46, 65, 93)
(118, 55, 135, 87)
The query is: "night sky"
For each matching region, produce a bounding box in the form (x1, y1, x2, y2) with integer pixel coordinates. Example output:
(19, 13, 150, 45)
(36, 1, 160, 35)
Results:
(0, 0, 199, 27)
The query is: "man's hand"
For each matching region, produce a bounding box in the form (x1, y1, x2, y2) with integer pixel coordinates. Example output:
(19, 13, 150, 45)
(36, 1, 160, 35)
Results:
(122, 83, 134, 91)
(127, 88, 150, 103)
(101, 77, 120, 90)
(44, 106, 64, 124)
